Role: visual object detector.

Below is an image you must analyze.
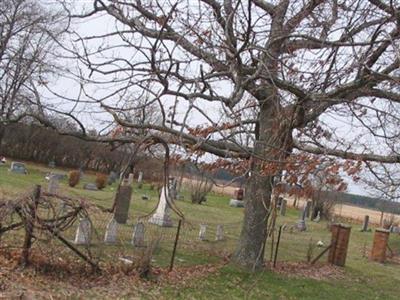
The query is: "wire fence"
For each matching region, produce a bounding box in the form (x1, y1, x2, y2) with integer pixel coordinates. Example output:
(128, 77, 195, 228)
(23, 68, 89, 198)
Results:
(1, 186, 400, 274)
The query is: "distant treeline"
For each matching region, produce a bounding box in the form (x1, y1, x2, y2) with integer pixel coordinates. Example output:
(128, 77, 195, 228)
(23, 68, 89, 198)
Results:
(0, 123, 163, 178)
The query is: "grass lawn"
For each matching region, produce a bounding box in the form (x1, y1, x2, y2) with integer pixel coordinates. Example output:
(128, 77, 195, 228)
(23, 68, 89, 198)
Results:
(1, 160, 400, 299)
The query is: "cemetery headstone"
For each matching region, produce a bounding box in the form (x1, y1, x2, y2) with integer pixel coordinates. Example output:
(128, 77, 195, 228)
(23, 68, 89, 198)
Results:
(108, 171, 118, 185)
(313, 211, 321, 223)
(361, 215, 369, 232)
(114, 183, 132, 224)
(216, 224, 224, 241)
(128, 173, 134, 186)
(169, 177, 178, 200)
(104, 218, 118, 244)
(199, 224, 207, 241)
(9, 162, 27, 174)
(229, 199, 244, 207)
(48, 175, 59, 194)
(84, 183, 98, 191)
(149, 186, 173, 227)
(132, 222, 145, 247)
(48, 161, 56, 168)
(137, 171, 143, 183)
(296, 205, 307, 231)
(305, 201, 312, 218)
(74, 218, 91, 245)
(280, 199, 287, 216)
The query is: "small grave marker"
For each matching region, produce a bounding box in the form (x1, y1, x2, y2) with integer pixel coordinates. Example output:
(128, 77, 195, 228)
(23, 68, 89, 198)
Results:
(199, 224, 207, 241)
(104, 218, 118, 244)
(132, 222, 145, 247)
(74, 218, 91, 245)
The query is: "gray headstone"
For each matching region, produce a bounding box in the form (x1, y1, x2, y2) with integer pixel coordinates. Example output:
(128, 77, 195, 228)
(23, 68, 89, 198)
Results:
(305, 201, 312, 219)
(296, 219, 307, 231)
(9, 162, 27, 174)
(149, 186, 173, 227)
(48, 161, 56, 168)
(84, 183, 98, 191)
(114, 185, 132, 224)
(280, 199, 287, 216)
(132, 222, 145, 247)
(216, 224, 224, 241)
(169, 177, 178, 200)
(74, 218, 91, 245)
(104, 218, 118, 244)
(229, 199, 244, 207)
(48, 175, 59, 194)
(361, 215, 369, 232)
(392, 226, 400, 234)
(199, 224, 207, 241)
(108, 171, 118, 185)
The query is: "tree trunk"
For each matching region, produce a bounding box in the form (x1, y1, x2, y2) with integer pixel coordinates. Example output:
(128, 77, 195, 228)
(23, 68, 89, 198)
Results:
(232, 84, 293, 270)
(233, 170, 273, 270)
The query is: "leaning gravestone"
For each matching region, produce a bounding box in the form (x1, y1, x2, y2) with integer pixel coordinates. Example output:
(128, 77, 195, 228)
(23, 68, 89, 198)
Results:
(74, 218, 91, 245)
(104, 218, 118, 244)
(132, 222, 145, 247)
(216, 224, 224, 241)
(361, 215, 369, 232)
(114, 181, 132, 224)
(48, 175, 59, 194)
(9, 162, 27, 174)
(149, 186, 173, 227)
(199, 224, 207, 241)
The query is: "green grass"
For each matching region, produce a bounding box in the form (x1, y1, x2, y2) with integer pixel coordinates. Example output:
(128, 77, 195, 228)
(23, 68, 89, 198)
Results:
(1, 161, 400, 299)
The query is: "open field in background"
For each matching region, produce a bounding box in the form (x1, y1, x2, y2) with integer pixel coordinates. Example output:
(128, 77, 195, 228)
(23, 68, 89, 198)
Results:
(187, 178, 400, 225)
(1, 161, 400, 299)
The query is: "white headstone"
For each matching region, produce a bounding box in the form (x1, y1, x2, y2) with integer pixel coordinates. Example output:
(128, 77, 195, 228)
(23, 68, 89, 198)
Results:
(128, 173, 134, 185)
(132, 222, 145, 247)
(48, 175, 59, 194)
(74, 218, 91, 245)
(148, 187, 173, 227)
(216, 224, 224, 241)
(104, 218, 118, 244)
(199, 224, 207, 241)
(313, 211, 321, 223)
(137, 171, 143, 183)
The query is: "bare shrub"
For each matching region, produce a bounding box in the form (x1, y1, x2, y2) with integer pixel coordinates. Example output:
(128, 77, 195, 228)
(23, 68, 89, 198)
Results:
(95, 174, 107, 190)
(189, 174, 213, 204)
(68, 170, 80, 187)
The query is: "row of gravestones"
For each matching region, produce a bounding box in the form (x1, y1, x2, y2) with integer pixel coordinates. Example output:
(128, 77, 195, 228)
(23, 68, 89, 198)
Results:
(360, 214, 400, 233)
(74, 217, 226, 246)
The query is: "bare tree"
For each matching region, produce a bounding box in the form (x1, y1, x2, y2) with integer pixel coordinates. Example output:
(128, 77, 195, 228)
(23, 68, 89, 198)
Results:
(54, 0, 400, 271)
(0, 0, 65, 146)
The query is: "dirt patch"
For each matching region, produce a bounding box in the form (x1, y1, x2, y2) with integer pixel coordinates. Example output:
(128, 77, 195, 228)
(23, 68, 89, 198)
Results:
(269, 262, 345, 281)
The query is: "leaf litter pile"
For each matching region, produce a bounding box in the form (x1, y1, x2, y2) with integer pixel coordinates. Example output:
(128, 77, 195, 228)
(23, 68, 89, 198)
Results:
(269, 262, 345, 281)
(0, 249, 223, 299)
